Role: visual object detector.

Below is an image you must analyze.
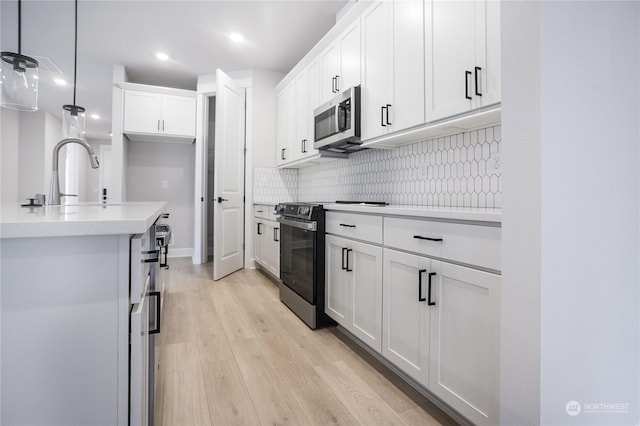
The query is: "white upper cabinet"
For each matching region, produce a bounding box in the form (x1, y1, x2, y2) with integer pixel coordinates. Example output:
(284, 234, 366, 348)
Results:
(276, 82, 295, 166)
(320, 20, 361, 103)
(123, 90, 196, 141)
(361, 0, 425, 141)
(425, 0, 501, 122)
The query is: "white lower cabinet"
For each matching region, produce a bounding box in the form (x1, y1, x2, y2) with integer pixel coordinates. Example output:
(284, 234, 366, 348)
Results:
(382, 248, 432, 385)
(254, 212, 280, 278)
(382, 247, 500, 426)
(325, 234, 383, 353)
(428, 260, 500, 426)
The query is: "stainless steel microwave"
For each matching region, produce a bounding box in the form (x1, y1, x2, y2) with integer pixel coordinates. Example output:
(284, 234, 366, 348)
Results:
(313, 86, 363, 153)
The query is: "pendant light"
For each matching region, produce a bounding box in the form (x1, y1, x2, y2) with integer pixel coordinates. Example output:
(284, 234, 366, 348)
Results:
(0, 0, 39, 111)
(62, 0, 85, 140)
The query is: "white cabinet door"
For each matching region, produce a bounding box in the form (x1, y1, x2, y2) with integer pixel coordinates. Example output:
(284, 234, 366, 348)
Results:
(426, 0, 476, 121)
(382, 248, 432, 385)
(320, 43, 340, 103)
(130, 283, 150, 426)
(263, 221, 280, 277)
(123, 91, 162, 134)
(337, 20, 361, 93)
(361, 0, 424, 141)
(391, 0, 425, 131)
(348, 239, 383, 353)
(254, 219, 264, 265)
(477, 0, 501, 107)
(361, 1, 391, 141)
(325, 235, 382, 352)
(306, 59, 321, 155)
(426, 0, 500, 122)
(276, 82, 295, 166)
(428, 261, 500, 426)
(325, 235, 350, 324)
(294, 69, 309, 161)
(161, 95, 196, 137)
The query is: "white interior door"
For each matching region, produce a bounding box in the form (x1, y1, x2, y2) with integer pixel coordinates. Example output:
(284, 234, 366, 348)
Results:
(213, 69, 245, 280)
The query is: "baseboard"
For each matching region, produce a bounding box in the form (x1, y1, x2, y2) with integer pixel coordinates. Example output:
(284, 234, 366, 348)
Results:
(168, 247, 193, 258)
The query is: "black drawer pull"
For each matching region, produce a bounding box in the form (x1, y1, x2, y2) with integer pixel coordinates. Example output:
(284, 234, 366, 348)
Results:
(257, 222, 262, 235)
(413, 235, 443, 242)
(465, 70, 472, 100)
(345, 248, 353, 272)
(475, 66, 482, 96)
(418, 269, 427, 302)
(273, 227, 279, 242)
(149, 291, 161, 334)
(339, 223, 356, 228)
(341, 247, 347, 270)
(428, 272, 436, 306)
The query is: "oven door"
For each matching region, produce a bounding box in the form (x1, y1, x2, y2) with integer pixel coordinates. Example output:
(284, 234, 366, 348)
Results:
(278, 218, 317, 304)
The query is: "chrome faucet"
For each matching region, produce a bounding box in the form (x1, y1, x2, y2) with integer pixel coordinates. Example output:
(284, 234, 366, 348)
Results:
(48, 138, 100, 205)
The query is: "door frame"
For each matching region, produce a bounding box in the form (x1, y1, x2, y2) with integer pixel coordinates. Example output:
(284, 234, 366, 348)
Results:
(193, 72, 254, 266)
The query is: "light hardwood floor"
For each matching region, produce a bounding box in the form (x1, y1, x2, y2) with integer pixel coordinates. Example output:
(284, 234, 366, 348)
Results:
(155, 258, 458, 426)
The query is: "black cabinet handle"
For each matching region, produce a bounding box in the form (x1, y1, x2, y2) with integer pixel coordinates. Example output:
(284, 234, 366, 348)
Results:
(427, 272, 436, 306)
(149, 291, 161, 334)
(341, 247, 347, 270)
(418, 269, 427, 302)
(386, 104, 392, 125)
(335, 75, 340, 92)
(273, 227, 279, 242)
(332, 77, 337, 93)
(161, 213, 170, 219)
(257, 222, 262, 235)
(465, 71, 472, 100)
(302, 139, 307, 153)
(339, 223, 356, 228)
(413, 235, 443, 242)
(475, 66, 482, 96)
(217, 197, 228, 203)
(381, 106, 387, 127)
(281, 148, 286, 160)
(345, 248, 353, 272)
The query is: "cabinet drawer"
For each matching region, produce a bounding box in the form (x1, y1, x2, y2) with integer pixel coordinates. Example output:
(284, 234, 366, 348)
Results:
(384, 217, 501, 271)
(326, 211, 383, 244)
(254, 205, 276, 220)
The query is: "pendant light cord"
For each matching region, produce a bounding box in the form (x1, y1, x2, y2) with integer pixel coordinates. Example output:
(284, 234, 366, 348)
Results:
(18, 0, 22, 54)
(73, 0, 78, 106)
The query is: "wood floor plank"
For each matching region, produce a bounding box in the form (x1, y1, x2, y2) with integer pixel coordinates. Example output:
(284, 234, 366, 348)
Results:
(230, 337, 311, 426)
(314, 360, 409, 426)
(158, 263, 449, 426)
(300, 394, 359, 426)
(162, 342, 211, 426)
(201, 358, 260, 425)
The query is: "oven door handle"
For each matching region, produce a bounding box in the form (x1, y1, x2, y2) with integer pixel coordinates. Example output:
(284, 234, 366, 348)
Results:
(276, 217, 317, 231)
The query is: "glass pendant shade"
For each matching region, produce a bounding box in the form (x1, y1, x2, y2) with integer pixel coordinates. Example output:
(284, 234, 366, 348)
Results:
(1, 52, 39, 111)
(62, 104, 86, 139)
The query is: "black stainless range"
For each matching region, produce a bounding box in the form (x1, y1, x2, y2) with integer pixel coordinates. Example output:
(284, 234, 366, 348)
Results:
(276, 202, 332, 329)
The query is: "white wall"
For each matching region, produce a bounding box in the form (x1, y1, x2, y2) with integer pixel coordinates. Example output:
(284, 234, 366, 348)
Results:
(501, 2, 640, 425)
(126, 140, 195, 256)
(17, 112, 46, 200)
(78, 138, 111, 201)
(0, 108, 20, 203)
(500, 2, 541, 424)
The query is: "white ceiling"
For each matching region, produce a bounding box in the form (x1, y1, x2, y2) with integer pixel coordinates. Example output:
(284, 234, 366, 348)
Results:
(0, 0, 349, 139)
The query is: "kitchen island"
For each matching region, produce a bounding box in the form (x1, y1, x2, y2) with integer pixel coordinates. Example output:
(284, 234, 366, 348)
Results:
(0, 201, 166, 426)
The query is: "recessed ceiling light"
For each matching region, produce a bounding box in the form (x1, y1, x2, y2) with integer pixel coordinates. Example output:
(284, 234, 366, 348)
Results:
(155, 52, 169, 61)
(229, 33, 243, 43)
(109, 133, 113, 137)
(54, 78, 67, 86)
(91, 113, 100, 120)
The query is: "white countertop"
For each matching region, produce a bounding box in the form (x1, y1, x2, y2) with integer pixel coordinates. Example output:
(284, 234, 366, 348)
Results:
(322, 203, 502, 223)
(0, 202, 167, 239)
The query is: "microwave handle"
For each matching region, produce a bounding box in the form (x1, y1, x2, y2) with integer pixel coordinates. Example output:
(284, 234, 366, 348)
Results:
(334, 104, 341, 133)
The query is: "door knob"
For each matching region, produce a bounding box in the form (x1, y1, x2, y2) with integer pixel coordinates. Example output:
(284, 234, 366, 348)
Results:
(217, 197, 229, 203)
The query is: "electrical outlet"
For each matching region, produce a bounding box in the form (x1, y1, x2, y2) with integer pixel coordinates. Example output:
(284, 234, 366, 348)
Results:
(489, 153, 501, 175)
(162, 180, 169, 189)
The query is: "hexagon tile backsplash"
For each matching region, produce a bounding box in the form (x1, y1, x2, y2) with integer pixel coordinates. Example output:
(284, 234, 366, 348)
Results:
(255, 125, 502, 208)
(253, 167, 297, 204)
